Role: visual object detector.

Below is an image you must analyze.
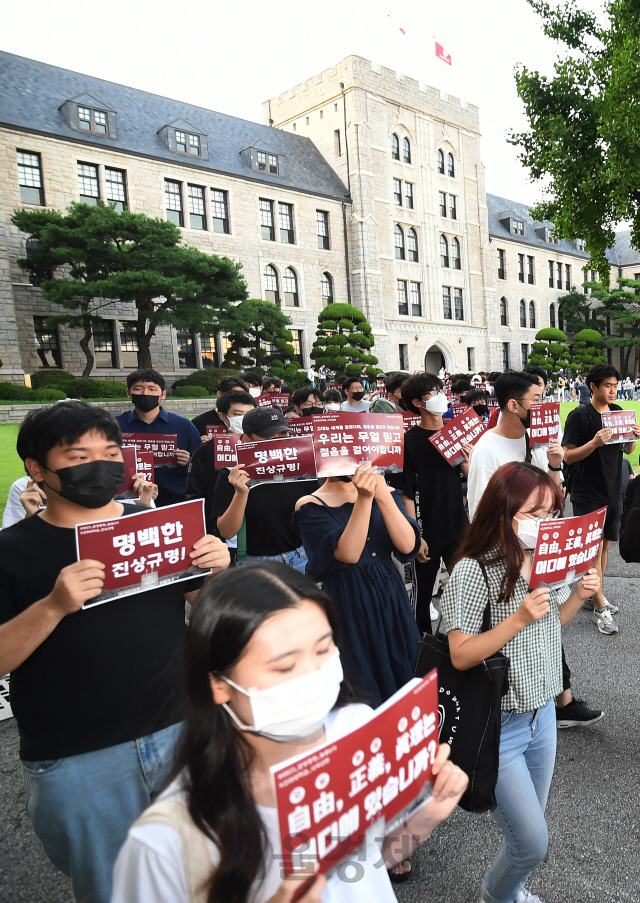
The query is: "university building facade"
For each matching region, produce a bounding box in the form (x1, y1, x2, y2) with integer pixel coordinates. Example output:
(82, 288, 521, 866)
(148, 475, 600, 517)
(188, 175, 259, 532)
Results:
(0, 51, 632, 384)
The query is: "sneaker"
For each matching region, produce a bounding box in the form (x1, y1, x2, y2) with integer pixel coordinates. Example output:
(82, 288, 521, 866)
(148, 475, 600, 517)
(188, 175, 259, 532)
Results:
(556, 698, 604, 729)
(516, 892, 546, 903)
(582, 595, 618, 614)
(592, 607, 619, 634)
(430, 602, 439, 620)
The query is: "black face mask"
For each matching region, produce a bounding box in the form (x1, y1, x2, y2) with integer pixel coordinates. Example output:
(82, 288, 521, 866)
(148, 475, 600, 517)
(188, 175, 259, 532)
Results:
(350, 391, 365, 401)
(302, 406, 324, 417)
(131, 394, 161, 413)
(338, 475, 352, 483)
(517, 402, 531, 430)
(43, 459, 126, 509)
(473, 404, 488, 418)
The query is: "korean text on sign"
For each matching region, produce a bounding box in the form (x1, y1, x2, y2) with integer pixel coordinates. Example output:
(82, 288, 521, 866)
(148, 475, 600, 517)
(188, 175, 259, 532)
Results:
(602, 410, 637, 444)
(76, 498, 210, 608)
(120, 432, 178, 465)
(214, 433, 242, 468)
(236, 436, 317, 487)
(449, 403, 470, 419)
(402, 412, 420, 431)
(428, 410, 485, 467)
(529, 402, 560, 447)
(256, 393, 290, 409)
(271, 672, 438, 890)
(288, 419, 316, 437)
(529, 507, 607, 590)
(312, 413, 404, 478)
(205, 424, 227, 438)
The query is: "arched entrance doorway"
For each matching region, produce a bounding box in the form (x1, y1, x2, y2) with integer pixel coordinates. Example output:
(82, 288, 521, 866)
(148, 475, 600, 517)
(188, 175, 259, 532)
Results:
(424, 346, 445, 373)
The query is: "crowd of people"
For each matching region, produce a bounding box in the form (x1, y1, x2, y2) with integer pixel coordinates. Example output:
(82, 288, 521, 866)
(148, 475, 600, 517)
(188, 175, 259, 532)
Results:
(0, 359, 636, 903)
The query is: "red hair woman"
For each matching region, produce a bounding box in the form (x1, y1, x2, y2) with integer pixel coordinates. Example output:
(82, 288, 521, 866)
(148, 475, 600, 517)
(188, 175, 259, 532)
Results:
(440, 462, 600, 903)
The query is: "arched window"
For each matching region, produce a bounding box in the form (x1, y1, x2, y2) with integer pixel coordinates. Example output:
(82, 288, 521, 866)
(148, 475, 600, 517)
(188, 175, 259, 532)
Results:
(519, 299, 526, 328)
(437, 149, 445, 174)
(500, 297, 508, 326)
(394, 224, 405, 260)
(321, 272, 334, 305)
(283, 267, 299, 307)
(403, 137, 411, 164)
(440, 234, 449, 268)
(407, 228, 419, 262)
(549, 303, 556, 328)
(264, 264, 279, 304)
(451, 237, 461, 270)
(529, 300, 536, 329)
(558, 305, 564, 331)
(447, 152, 455, 178)
(391, 133, 400, 160)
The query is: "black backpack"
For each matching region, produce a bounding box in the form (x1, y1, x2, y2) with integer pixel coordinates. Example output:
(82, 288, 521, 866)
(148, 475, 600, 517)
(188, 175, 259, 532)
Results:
(620, 476, 640, 562)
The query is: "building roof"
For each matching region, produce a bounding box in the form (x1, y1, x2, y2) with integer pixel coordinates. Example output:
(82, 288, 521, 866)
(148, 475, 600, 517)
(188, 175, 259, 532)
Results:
(0, 51, 349, 201)
(605, 230, 640, 268)
(487, 193, 590, 259)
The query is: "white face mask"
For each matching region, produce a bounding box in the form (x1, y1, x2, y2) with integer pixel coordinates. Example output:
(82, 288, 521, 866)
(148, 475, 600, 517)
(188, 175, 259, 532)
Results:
(422, 392, 449, 415)
(326, 403, 341, 411)
(227, 415, 246, 434)
(248, 387, 261, 398)
(222, 648, 343, 742)
(514, 517, 540, 550)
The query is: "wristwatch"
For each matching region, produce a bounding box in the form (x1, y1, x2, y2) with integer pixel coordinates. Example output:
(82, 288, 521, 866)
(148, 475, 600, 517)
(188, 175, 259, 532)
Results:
(548, 463, 562, 471)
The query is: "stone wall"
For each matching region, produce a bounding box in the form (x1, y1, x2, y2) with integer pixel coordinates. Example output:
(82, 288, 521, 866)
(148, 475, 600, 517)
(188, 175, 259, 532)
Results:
(0, 397, 218, 424)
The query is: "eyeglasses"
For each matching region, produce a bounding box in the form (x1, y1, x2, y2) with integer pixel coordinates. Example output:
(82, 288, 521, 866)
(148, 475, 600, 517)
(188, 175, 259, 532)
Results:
(519, 510, 561, 523)
(421, 390, 445, 400)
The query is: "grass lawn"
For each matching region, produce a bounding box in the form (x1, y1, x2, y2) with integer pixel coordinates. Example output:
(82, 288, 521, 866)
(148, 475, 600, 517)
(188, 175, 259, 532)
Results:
(560, 400, 639, 470)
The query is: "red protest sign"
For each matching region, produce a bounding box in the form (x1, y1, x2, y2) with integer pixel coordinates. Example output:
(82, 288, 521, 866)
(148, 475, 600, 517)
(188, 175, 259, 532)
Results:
(136, 451, 155, 484)
(271, 672, 438, 890)
(402, 412, 420, 431)
(121, 432, 178, 465)
(288, 418, 315, 437)
(487, 396, 499, 410)
(256, 393, 290, 408)
(529, 507, 606, 590)
(118, 446, 138, 495)
(205, 424, 227, 438)
(449, 403, 470, 418)
(76, 499, 210, 608)
(429, 410, 485, 466)
(236, 436, 317, 487)
(312, 413, 404, 478)
(214, 433, 242, 469)
(602, 409, 637, 444)
(529, 402, 561, 447)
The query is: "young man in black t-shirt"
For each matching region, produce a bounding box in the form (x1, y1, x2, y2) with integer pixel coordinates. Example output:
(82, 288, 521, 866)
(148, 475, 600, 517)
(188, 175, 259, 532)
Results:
(563, 364, 640, 635)
(400, 372, 471, 635)
(213, 406, 320, 571)
(190, 375, 249, 439)
(0, 402, 229, 903)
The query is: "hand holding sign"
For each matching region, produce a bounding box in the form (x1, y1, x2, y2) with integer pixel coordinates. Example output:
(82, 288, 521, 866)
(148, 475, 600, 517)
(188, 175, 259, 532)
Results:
(49, 560, 106, 616)
(517, 586, 551, 626)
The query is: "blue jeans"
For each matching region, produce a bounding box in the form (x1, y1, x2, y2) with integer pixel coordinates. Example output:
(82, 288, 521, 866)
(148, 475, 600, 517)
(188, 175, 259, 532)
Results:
(243, 545, 308, 573)
(482, 699, 556, 903)
(22, 721, 182, 903)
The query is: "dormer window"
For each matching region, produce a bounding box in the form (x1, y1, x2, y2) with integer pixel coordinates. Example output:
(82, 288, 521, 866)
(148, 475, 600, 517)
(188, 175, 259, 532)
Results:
(258, 151, 279, 174)
(158, 121, 208, 160)
(511, 220, 524, 236)
(175, 130, 201, 156)
(78, 106, 108, 135)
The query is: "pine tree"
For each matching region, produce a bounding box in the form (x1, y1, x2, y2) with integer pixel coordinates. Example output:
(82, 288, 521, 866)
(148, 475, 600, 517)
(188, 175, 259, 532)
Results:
(311, 303, 379, 376)
(567, 328, 607, 374)
(221, 299, 299, 383)
(590, 277, 640, 376)
(527, 327, 570, 380)
(558, 287, 606, 336)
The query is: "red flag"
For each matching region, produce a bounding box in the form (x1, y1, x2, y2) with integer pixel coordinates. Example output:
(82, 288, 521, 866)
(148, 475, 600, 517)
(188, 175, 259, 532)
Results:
(435, 42, 452, 65)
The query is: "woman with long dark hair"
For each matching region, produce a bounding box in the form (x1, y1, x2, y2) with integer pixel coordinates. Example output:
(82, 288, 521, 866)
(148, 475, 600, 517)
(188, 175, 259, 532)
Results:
(112, 563, 467, 903)
(440, 462, 600, 903)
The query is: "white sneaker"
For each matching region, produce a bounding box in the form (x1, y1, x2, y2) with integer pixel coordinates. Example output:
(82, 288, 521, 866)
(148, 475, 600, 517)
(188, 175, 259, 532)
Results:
(592, 606, 619, 635)
(516, 891, 546, 903)
(430, 602, 438, 620)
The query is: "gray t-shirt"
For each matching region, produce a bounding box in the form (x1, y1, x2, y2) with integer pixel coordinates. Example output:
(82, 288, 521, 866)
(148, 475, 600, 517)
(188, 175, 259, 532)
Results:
(340, 400, 371, 413)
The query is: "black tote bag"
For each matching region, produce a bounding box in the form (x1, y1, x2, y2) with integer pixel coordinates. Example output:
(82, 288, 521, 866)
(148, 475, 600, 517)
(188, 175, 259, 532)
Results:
(414, 563, 510, 813)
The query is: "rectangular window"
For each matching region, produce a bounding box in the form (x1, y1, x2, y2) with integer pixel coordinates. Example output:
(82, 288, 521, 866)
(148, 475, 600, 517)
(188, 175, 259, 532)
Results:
(105, 168, 127, 212)
(521, 343, 529, 370)
(211, 189, 229, 233)
(518, 254, 525, 283)
(502, 342, 510, 371)
(33, 316, 61, 368)
(397, 280, 409, 316)
(393, 179, 402, 206)
(527, 256, 534, 284)
(260, 199, 275, 241)
(399, 344, 409, 370)
(449, 194, 457, 220)
(497, 249, 506, 280)
(77, 162, 99, 204)
(187, 185, 206, 230)
(176, 130, 187, 153)
(467, 347, 475, 371)
(565, 263, 571, 290)
(93, 319, 116, 368)
(606, 316, 612, 336)
(78, 106, 108, 134)
(17, 151, 44, 205)
(200, 334, 219, 369)
(165, 180, 183, 226)
(177, 330, 196, 368)
(189, 134, 200, 156)
(439, 191, 447, 217)
(334, 129, 341, 157)
(119, 321, 139, 369)
(548, 260, 554, 288)
(443, 286, 452, 320)
(283, 268, 299, 307)
(410, 282, 422, 317)
(607, 347, 613, 365)
(512, 220, 524, 236)
(454, 288, 464, 320)
(317, 210, 330, 250)
(291, 330, 304, 365)
(556, 262, 562, 289)
(279, 203, 294, 243)
(404, 182, 414, 209)
(577, 239, 586, 251)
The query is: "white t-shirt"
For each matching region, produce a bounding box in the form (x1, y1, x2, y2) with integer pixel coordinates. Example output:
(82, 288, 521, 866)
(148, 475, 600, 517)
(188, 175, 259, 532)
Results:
(467, 430, 528, 520)
(112, 704, 397, 903)
(2, 477, 30, 529)
(340, 400, 371, 414)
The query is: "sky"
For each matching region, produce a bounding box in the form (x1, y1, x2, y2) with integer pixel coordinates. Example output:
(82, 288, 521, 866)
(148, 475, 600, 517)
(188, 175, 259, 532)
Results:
(0, 0, 602, 206)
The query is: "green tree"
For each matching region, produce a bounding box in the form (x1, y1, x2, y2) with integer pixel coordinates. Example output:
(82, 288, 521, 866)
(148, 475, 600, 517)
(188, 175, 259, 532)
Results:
(311, 303, 379, 376)
(590, 276, 640, 374)
(527, 326, 570, 379)
(567, 328, 607, 373)
(511, 0, 640, 282)
(221, 299, 299, 383)
(558, 287, 607, 335)
(12, 202, 247, 374)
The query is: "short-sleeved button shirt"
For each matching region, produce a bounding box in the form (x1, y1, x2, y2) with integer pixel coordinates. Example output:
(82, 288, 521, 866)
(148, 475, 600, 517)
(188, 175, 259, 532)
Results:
(440, 554, 571, 713)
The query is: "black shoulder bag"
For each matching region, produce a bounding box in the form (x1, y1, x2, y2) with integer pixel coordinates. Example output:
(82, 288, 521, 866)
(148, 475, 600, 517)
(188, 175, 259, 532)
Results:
(414, 563, 510, 813)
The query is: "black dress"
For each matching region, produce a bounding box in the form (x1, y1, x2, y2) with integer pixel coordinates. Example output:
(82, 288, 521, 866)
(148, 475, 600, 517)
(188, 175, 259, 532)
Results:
(293, 490, 421, 707)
